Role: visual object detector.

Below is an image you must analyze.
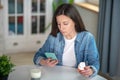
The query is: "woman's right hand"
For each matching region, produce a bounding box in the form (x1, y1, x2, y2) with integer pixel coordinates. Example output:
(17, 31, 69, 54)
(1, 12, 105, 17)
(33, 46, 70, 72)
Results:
(40, 58, 58, 67)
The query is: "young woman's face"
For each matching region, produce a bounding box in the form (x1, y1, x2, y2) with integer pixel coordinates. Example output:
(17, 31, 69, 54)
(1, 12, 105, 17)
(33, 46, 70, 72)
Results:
(56, 15, 76, 38)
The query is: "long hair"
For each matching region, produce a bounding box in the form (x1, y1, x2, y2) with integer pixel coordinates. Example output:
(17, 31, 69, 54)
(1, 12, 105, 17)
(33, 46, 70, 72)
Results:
(50, 3, 86, 37)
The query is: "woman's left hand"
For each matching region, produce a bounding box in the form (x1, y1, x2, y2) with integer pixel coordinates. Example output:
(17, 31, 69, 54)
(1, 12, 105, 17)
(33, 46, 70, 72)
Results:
(77, 66, 93, 77)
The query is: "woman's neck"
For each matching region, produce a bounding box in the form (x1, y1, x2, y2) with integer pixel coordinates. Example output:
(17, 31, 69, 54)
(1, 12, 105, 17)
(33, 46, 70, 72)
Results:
(65, 32, 77, 40)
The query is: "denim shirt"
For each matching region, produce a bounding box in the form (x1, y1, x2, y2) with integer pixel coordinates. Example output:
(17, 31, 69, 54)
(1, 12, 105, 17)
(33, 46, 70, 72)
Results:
(33, 31, 100, 77)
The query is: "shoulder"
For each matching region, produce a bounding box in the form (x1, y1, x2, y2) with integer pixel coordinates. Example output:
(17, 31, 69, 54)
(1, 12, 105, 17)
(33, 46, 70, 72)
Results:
(78, 31, 94, 37)
(47, 32, 63, 41)
(76, 31, 95, 42)
(47, 34, 55, 41)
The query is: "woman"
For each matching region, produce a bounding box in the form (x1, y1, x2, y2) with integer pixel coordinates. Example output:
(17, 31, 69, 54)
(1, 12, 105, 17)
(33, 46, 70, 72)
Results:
(33, 3, 99, 77)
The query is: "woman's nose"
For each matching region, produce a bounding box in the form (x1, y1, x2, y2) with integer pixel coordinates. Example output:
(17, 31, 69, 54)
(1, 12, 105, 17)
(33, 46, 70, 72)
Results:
(59, 25, 64, 30)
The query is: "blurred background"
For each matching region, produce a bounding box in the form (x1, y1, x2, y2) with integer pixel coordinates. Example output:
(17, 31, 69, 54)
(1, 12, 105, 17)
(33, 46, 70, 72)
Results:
(0, 0, 120, 80)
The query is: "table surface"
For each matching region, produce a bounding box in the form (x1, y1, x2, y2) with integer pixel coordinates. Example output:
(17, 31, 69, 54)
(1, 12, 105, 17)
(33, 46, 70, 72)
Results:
(8, 65, 107, 80)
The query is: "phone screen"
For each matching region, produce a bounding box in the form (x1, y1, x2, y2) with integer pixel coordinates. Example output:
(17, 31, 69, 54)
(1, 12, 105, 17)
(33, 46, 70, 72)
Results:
(45, 52, 57, 60)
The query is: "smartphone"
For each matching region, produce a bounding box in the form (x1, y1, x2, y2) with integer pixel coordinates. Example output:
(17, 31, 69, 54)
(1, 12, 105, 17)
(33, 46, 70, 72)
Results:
(45, 52, 58, 60)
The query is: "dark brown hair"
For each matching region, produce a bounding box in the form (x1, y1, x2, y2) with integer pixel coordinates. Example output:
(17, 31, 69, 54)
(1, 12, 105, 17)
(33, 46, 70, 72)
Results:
(50, 3, 86, 37)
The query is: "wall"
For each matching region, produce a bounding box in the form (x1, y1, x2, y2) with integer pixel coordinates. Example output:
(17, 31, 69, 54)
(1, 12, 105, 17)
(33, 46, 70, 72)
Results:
(0, 8, 4, 54)
(75, 5, 98, 39)
(0, 0, 98, 54)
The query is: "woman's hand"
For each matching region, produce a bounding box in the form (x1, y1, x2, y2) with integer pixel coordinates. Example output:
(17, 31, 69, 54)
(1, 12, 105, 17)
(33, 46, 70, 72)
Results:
(77, 66, 93, 77)
(40, 58, 58, 67)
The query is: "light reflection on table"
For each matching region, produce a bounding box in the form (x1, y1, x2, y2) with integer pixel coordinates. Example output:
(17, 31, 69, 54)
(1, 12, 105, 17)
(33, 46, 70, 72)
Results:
(8, 65, 107, 80)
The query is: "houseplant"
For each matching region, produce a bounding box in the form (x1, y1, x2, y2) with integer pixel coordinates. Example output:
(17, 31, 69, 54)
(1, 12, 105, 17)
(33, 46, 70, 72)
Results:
(0, 55, 15, 80)
(52, 0, 74, 12)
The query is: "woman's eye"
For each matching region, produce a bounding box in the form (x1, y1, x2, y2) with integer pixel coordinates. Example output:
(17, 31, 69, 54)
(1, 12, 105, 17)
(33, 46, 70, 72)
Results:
(64, 22, 68, 25)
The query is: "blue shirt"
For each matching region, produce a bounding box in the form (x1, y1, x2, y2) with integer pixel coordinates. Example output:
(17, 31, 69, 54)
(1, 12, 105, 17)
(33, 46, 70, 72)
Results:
(33, 31, 100, 77)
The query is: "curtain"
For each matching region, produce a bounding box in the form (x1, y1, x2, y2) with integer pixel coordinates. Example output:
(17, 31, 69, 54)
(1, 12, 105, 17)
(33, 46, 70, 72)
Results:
(97, 0, 120, 77)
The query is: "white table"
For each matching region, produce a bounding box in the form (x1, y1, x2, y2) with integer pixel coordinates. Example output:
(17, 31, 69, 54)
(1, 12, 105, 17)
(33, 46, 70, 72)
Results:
(8, 65, 107, 80)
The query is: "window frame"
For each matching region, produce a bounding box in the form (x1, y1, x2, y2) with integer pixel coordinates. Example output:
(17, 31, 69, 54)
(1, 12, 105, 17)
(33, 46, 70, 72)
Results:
(86, 0, 99, 5)
(0, 0, 3, 9)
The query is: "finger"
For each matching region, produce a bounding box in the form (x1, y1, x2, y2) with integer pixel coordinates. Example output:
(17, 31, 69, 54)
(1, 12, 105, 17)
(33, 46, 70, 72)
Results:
(84, 66, 90, 70)
(82, 70, 92, 77)
(46, 58, 52, 63)
(48, 62, 56, 67)
(50, 60, 58, 64)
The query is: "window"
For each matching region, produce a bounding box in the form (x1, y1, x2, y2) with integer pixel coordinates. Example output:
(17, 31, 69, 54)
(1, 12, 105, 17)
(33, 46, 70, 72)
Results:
(87, 0, 99, 5)
(0, 0, 3, 9)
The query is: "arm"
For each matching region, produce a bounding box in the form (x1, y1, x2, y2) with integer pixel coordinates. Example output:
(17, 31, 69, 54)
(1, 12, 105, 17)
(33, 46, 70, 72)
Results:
(78, 33, 100, 77)
(87, 34, 100, 77)
(33, 35, 58, 66)
(33, 35, 51, 65)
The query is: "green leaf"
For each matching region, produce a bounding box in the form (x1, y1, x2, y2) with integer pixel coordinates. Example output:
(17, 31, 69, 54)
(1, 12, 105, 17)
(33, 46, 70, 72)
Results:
(68, 0, 74, 4)
(0, 55, 15, 77)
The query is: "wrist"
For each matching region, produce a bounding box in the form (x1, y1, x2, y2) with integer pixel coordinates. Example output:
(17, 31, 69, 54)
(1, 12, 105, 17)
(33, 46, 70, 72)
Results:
(40, 58, 46, 66)
(89, 66, 94, 76)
